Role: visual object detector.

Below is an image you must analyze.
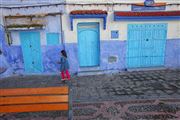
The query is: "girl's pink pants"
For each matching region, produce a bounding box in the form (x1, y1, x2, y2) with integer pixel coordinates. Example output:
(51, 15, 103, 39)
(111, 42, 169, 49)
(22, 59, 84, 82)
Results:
(61, 70, 70, 80)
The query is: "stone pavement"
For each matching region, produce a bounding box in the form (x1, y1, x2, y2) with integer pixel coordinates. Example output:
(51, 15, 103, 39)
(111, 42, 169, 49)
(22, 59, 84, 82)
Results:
(72, 99, 180, 120)
(0, 69, 180, 120)
(1, 99, 180, 120)
(71, 69, 180, 102)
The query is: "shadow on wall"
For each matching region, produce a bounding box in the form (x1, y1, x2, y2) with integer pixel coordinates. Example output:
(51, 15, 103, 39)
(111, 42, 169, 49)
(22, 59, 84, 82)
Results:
(165, 39, 180, 68)
(0, 25, 12, 78)
(0, 26, 24, 78)
(42, 46, 62, 73)
(42, 44, 79, 74)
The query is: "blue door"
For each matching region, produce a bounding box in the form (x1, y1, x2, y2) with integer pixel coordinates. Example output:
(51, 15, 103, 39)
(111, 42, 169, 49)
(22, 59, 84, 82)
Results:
(127, 23, 167, 68)
(20, 32, 43, 73)
(78, 23, 100, 67)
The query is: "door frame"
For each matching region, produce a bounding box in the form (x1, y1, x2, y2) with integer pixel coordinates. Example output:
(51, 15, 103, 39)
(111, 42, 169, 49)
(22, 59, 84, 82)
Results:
(77, 22, 100, 67)
(126, 23, 167, 68)
(20, 31, 43, 73)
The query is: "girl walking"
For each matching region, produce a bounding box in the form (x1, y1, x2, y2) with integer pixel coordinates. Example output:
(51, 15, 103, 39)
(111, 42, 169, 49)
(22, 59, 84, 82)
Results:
(59, 50, 70, 81)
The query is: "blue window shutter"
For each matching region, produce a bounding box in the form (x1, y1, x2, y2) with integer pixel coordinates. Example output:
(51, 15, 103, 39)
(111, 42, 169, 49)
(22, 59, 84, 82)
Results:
(46, 33, 60, 45)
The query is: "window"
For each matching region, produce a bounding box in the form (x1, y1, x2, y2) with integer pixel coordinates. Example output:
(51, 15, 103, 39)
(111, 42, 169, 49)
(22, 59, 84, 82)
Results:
(46, 33, 60, 45)
(111, 30, 119, 39)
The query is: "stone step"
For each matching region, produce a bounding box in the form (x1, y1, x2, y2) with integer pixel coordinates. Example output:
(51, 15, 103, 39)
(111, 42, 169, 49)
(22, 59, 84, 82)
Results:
(77, 69, 120, 76)
(127, 67, 166, 72)
(78, 67, 100, 72)
(77, 70, 104, 76)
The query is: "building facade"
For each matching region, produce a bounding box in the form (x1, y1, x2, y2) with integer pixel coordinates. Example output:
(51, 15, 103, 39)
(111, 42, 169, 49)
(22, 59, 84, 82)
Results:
(0, 0, 180, 77)
(63, 0, 180, 74)
(0, 0, 65, 77)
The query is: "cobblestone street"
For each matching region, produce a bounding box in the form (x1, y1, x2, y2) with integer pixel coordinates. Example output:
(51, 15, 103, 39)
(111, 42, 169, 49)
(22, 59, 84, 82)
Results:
(0, 69, 180, 120)
(71, 69, 180, 102)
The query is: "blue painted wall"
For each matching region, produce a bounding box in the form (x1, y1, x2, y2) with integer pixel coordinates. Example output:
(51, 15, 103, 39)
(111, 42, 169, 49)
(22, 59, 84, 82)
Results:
(0, 26, 24, 78)
(100, 41, 126, 70)
(64, 40, 180, 73)
(0, 26, 11, 78)
(64, 41, 126, 73)
(0, 35, 180, 78)
(42, 46, 62, 73)
(165, 39, 180, 68)
(64, 43, 79, 73)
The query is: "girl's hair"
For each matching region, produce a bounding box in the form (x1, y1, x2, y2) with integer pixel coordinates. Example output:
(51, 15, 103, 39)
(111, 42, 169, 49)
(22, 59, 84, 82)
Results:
(61, 50, 67, 58)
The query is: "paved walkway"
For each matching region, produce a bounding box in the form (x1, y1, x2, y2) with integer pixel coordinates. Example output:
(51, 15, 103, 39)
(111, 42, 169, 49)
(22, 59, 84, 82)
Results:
(72, 99, 180, 120)
(71, 69, 180, 102)
(0, 69, 180, 120)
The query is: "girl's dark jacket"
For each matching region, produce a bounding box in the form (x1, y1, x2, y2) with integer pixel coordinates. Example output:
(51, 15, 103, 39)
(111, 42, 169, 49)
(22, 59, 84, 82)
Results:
(60, 56, 69, 72)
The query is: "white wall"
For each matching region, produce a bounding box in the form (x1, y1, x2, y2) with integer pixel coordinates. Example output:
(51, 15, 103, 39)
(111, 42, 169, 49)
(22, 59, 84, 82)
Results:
(1, 0, 179, 45)
(1, 0, 65, 7)
(2, 5, 64, 16)
(63, 4, 180, 43)
(1, 5, 63, 45)
(1, 0, 65, 45)
(10, 15, 62, 45)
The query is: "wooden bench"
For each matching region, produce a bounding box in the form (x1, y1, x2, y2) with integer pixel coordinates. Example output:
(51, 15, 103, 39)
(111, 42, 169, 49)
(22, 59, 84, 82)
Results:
(0, 86, 72, 120)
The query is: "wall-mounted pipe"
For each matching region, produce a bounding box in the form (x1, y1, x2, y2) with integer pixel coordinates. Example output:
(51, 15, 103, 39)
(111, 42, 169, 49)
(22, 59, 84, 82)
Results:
(60, 14, 65, 50)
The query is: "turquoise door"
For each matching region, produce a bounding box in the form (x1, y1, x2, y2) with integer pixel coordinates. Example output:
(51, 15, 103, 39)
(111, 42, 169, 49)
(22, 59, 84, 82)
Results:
(127, 23, 167, 68)
(20, 32, 43, 73)
(78, 23, 100, 67)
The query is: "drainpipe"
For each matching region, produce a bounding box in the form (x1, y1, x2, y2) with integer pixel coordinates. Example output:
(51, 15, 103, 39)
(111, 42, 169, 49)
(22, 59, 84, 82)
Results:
(60, 14, 65, 50)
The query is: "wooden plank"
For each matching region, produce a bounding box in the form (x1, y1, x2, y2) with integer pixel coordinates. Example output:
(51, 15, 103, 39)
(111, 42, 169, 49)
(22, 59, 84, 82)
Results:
(0, 95, 68, 105)
(5, 12, 62, 19)
(0, 103, 68, 113)
(0, 87, 68, 96)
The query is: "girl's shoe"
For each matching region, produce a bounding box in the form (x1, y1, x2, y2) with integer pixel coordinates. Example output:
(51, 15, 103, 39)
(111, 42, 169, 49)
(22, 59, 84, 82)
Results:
(0, 113, 5, 117)
(61, 79, 66, 81)
(64, 78, 69, 81)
